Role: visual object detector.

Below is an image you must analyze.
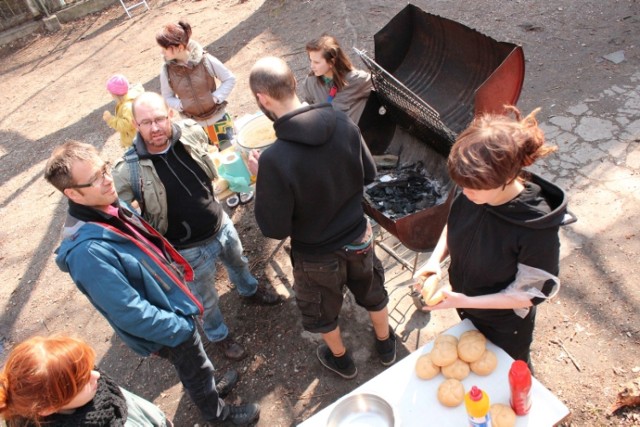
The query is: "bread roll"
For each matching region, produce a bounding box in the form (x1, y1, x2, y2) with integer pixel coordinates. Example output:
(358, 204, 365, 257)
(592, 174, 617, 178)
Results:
(425, 283, 452, 306)
(470, 349, 498, 376)
(434, 334, 458, 347)
(458, 330, 487, 363)
(420, 274, 439, 302)
(415, 353, 440, 380)
(431, 341, 458, 367)
(437, 378, 465, 407)
(490, 403, 516, 427)
(441, 358, 470, 380)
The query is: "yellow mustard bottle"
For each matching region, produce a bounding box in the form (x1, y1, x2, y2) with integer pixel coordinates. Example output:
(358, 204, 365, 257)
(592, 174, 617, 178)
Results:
(464, 385, 492, 427)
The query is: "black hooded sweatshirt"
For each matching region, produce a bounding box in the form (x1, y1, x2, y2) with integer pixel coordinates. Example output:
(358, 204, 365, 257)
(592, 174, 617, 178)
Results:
(447, 173, 567, 360)
(254, 103, 376, 254)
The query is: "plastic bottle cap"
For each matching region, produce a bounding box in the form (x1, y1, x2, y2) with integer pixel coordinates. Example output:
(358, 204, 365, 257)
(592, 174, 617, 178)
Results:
(469, 386, 482, 401)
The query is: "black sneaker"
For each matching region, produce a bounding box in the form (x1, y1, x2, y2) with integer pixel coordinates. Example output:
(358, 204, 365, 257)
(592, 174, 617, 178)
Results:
(375, 326, 397, 366)
(242, 285, 282, 306)
(215, 369, 238, 398)
(316, 344, 357, 379)
(225, 403, 260, 426)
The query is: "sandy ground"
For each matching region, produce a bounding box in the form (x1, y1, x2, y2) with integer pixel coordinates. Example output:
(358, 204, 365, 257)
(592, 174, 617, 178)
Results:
(1, 0, 639, 425)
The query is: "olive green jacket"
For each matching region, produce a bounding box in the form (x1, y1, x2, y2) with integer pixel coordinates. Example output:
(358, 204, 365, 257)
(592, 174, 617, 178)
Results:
(112, 119, 217, 235)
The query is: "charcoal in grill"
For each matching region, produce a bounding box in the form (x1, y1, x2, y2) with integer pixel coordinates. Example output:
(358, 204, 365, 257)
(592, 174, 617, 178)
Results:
(358, 4, 525, 252)
(365, 162, 446, 220)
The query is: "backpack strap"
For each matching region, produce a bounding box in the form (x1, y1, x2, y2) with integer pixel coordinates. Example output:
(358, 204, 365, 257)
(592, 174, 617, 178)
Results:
(123, 146, 145, 214)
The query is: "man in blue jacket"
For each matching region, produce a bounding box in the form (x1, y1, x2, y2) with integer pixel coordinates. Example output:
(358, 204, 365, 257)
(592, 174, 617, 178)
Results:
(44, 140, 259, 426)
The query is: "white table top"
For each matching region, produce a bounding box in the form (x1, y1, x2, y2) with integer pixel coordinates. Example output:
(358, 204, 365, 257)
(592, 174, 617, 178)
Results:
(298, 319, 570, 427)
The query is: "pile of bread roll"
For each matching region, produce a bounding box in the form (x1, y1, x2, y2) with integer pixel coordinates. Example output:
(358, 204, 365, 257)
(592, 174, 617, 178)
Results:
(414, 330, 517, 427)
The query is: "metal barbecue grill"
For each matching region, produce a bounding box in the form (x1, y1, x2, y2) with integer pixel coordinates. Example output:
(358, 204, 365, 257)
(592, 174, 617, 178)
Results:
(356, 49, 457, 157)
(358, 4, 526, 252)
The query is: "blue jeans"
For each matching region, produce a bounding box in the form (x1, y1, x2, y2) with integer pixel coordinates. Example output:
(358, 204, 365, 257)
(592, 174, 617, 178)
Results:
(157, 327, 225, 421)
(179, 212, 258, 342)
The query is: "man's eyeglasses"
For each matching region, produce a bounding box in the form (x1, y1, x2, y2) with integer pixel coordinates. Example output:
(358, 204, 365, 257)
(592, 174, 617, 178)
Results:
(68, 162, 112, 189)
(137, 116, 169, 128)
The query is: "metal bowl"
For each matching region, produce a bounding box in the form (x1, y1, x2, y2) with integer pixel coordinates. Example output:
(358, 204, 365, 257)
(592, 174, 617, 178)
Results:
(327, 393, 395, 427)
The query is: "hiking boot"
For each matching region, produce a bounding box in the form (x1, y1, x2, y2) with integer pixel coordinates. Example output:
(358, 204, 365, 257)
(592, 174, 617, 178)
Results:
(242, 285, 282, 306)
(225, 403, 261, 426)
(316, 344, 357, 379)
(218, 336, 247, 361)
(215, 369, 238, 398)
(375, 326, 397, 366)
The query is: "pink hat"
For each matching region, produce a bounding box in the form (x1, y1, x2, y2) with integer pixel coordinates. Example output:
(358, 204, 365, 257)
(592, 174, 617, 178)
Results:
(106, 74, 129, 96)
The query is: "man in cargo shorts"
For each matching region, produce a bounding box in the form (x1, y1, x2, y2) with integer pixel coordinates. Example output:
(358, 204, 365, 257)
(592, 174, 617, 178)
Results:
(247, 56, 396, 379)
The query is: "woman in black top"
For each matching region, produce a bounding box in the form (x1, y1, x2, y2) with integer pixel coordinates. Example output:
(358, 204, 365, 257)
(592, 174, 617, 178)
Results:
(415, 107, 568, 366)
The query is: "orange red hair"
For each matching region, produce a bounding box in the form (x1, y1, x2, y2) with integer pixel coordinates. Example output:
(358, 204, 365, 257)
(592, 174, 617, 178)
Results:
(0, 335, 95, 424)
(448, 106, 556, 190)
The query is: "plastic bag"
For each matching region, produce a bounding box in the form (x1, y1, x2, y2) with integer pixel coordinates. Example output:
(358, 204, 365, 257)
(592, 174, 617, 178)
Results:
(216, 151, 253, 193)
(502, 263, 560, 318)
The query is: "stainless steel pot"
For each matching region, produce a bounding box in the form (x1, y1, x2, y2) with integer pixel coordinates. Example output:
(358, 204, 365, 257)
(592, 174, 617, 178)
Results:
(326, 393, 395, 427)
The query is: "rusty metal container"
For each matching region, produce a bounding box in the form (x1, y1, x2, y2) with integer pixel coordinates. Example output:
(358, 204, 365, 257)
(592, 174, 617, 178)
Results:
(358, 4, 525, 252)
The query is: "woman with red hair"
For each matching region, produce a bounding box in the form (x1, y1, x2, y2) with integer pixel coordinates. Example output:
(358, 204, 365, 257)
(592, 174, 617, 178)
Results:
(415, 107, 569, 369)
(0, 335, 169, 426)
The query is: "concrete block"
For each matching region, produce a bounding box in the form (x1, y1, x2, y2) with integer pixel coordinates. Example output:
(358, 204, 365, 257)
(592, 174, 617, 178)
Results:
(42, 14, 61, 32)
(0, 21, 42, 47)
(57, 0, 118, 23)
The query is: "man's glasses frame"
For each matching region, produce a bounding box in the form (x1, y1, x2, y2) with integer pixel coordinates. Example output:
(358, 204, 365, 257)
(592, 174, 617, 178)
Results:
(67, 162, 112, 189)
(136, 115, 169, 128)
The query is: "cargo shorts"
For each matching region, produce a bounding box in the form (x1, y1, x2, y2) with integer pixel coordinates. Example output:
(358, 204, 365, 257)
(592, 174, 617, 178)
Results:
(290, 240, 388, 334)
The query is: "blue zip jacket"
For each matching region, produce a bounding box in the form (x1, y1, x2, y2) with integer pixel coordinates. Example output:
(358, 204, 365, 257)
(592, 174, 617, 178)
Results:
(55, 200, 203, 356)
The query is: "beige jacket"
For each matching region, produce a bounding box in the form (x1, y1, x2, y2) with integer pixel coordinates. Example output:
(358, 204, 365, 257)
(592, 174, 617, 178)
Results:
(112, 119, 217, 235)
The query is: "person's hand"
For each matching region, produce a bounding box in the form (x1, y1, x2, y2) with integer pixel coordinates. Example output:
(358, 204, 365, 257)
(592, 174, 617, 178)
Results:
(420, 289, 464, 312)
(412, 272, 438, 293)
(413, 258, 442, 291)
(103, 110, 112, 121)
(247, 149, 260, 177)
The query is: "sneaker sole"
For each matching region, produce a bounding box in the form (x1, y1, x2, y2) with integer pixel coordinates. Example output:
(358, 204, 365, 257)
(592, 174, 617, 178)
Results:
(380, 352, 397, 367)
(316, 346, 358, 379)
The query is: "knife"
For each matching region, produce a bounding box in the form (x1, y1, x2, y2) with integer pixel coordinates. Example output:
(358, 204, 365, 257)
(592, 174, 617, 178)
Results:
(390, 277, 421, 289)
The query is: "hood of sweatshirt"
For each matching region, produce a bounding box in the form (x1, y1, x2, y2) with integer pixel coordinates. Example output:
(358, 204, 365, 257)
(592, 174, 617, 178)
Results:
(485, 173, 568, 230)
(273, 103, 337, 147)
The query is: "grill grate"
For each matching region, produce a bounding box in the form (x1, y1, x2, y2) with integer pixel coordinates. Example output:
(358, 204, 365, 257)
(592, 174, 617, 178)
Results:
(355, 49, 457, 157)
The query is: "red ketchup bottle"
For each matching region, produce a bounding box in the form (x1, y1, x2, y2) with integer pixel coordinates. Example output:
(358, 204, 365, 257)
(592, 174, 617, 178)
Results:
(509, 360, 532, 415)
